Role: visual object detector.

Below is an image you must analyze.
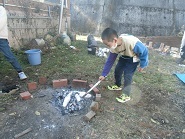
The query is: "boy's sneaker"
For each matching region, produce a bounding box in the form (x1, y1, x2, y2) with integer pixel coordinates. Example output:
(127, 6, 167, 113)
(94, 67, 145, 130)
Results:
(116, 94, 131, 103)
(108, 85, 122, 91)
(18, 72, 27, 80)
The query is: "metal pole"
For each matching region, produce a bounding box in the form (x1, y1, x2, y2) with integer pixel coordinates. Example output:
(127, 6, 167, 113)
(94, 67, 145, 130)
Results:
(3, 0, 5, 7)
(48, 6, 51, 17)
(58, 0, 64, 34)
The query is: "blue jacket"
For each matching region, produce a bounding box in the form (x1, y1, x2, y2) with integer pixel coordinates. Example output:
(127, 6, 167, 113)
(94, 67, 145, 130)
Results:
(101, 41, 148, 77)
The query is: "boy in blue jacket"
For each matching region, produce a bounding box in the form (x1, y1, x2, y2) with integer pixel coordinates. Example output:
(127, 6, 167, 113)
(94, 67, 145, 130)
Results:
(99, 28, 148, 103)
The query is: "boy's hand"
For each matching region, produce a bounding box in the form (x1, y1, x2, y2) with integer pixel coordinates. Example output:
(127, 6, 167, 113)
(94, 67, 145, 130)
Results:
(99, 76, 105, 81)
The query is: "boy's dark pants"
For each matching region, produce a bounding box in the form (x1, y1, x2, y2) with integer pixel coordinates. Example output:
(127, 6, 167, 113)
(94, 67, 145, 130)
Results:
(114, 56, 139, 96)
(0, 39, 22, 72)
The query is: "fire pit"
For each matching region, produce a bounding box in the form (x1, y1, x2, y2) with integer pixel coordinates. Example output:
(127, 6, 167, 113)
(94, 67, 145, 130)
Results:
(52, 87, 94, 115)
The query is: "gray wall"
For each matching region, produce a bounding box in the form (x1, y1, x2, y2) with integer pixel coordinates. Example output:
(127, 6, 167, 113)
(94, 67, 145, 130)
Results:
(1, 0, 70, 48)
(70, 0, 185, 36)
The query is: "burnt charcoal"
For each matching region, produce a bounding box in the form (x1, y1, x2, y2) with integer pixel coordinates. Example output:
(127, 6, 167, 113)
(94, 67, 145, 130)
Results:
(2, 85, 20, 93)
(58, 96, 63, 100)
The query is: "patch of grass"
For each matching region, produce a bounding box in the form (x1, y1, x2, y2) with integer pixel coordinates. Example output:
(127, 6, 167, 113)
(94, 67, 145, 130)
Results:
(0, 38, 180, 95)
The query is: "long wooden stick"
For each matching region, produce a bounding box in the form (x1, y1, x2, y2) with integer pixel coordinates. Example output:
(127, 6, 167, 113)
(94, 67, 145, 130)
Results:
(14, 128, 32, 139)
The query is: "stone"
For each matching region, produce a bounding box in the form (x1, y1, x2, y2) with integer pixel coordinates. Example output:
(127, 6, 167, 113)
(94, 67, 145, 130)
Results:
(95, 94, 101, 102)
(90, 101, 99, 112)
(83, 110, 96, 122)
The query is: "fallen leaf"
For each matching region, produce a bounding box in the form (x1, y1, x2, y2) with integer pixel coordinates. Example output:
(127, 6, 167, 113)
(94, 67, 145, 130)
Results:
(9, 112, 16, 116)
(35, 111, 40, 116)
(151, 118, 160, 125)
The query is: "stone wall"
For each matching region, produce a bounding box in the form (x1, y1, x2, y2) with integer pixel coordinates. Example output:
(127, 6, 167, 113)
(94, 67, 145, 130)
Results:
(0, 0, 70, 48)
(70, 0, 185, 36)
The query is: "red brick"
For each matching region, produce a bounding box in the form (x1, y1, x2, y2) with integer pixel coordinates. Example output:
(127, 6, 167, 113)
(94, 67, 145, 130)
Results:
(20, 91, 31, 100)
(39, 77, 47, 85)
(53, 79, 68, 88)
(27, 82, 37, 91)
(89, 84, 100, 94)
(72, 79, 87, 88)
(90, 101, 99, 112)
(83, 110, 96, 122)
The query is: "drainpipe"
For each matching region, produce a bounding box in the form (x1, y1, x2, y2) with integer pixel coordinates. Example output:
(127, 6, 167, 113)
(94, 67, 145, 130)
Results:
(58, 0, 64, 34)
(3, 0, 5, 7)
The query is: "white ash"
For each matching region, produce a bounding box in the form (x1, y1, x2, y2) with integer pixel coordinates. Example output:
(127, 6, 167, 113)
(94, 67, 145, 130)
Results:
(52, 88, 94, 115)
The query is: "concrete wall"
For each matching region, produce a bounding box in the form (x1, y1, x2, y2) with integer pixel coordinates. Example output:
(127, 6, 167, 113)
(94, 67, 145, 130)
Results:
(0, 0, 70, 48)
(70, 0, 185, 36)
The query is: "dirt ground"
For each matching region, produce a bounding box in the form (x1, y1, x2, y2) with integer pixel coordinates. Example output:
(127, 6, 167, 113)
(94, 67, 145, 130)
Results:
(0, 46, 185, 139)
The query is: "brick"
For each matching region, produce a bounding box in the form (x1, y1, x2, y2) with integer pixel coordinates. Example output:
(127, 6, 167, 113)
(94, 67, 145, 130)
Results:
(39, 77, 47, 85)
(83, 110, 96, 122)
(170, 47, 179, 52)
(95, 94, 101, 102)
(157, 43, 165, 51)
(89, 84, 100, 94)
(27, 82, 37, 91)
(148, 42, 153, 48)
(162, 45, 171, 53)
(20, 91, 31, 100)
(90, 101, 99, 112)
(72, 79, 87, 88)
(53, 79, 68, 88)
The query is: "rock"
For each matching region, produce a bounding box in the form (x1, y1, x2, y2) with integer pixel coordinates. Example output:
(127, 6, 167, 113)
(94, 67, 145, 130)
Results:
(44, 34, 54, 42)
(35, 39, 45, 46)
(151, 118, 160, 125)
(9, 112, 16, 116)
(35, 111, 41, 116)
(61, 32, 71, 45)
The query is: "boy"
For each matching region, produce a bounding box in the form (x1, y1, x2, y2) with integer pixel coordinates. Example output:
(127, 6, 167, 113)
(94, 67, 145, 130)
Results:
(99, 28, 148, 103)
(0, 6, 27, 80)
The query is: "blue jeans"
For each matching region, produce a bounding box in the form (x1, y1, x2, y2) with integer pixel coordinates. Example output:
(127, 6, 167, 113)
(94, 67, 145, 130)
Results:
(0, 39, 22, 72)
(114, 56, 139, 96)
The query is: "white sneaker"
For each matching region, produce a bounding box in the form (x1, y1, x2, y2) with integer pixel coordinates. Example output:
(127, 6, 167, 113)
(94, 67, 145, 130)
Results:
(18, 72, 27, 80)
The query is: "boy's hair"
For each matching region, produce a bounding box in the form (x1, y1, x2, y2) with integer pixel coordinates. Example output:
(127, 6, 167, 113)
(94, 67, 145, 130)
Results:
(101, 28, 118, 42)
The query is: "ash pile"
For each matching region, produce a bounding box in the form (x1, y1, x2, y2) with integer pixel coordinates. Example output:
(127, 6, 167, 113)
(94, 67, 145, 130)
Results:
(52, 88, 94, 115)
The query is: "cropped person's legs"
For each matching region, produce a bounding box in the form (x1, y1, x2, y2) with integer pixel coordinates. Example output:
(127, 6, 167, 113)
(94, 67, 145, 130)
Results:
(0, 39, 27, 80)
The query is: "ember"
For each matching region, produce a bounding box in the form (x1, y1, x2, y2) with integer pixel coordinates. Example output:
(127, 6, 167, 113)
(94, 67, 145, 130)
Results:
(52, 88, 93, 115)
